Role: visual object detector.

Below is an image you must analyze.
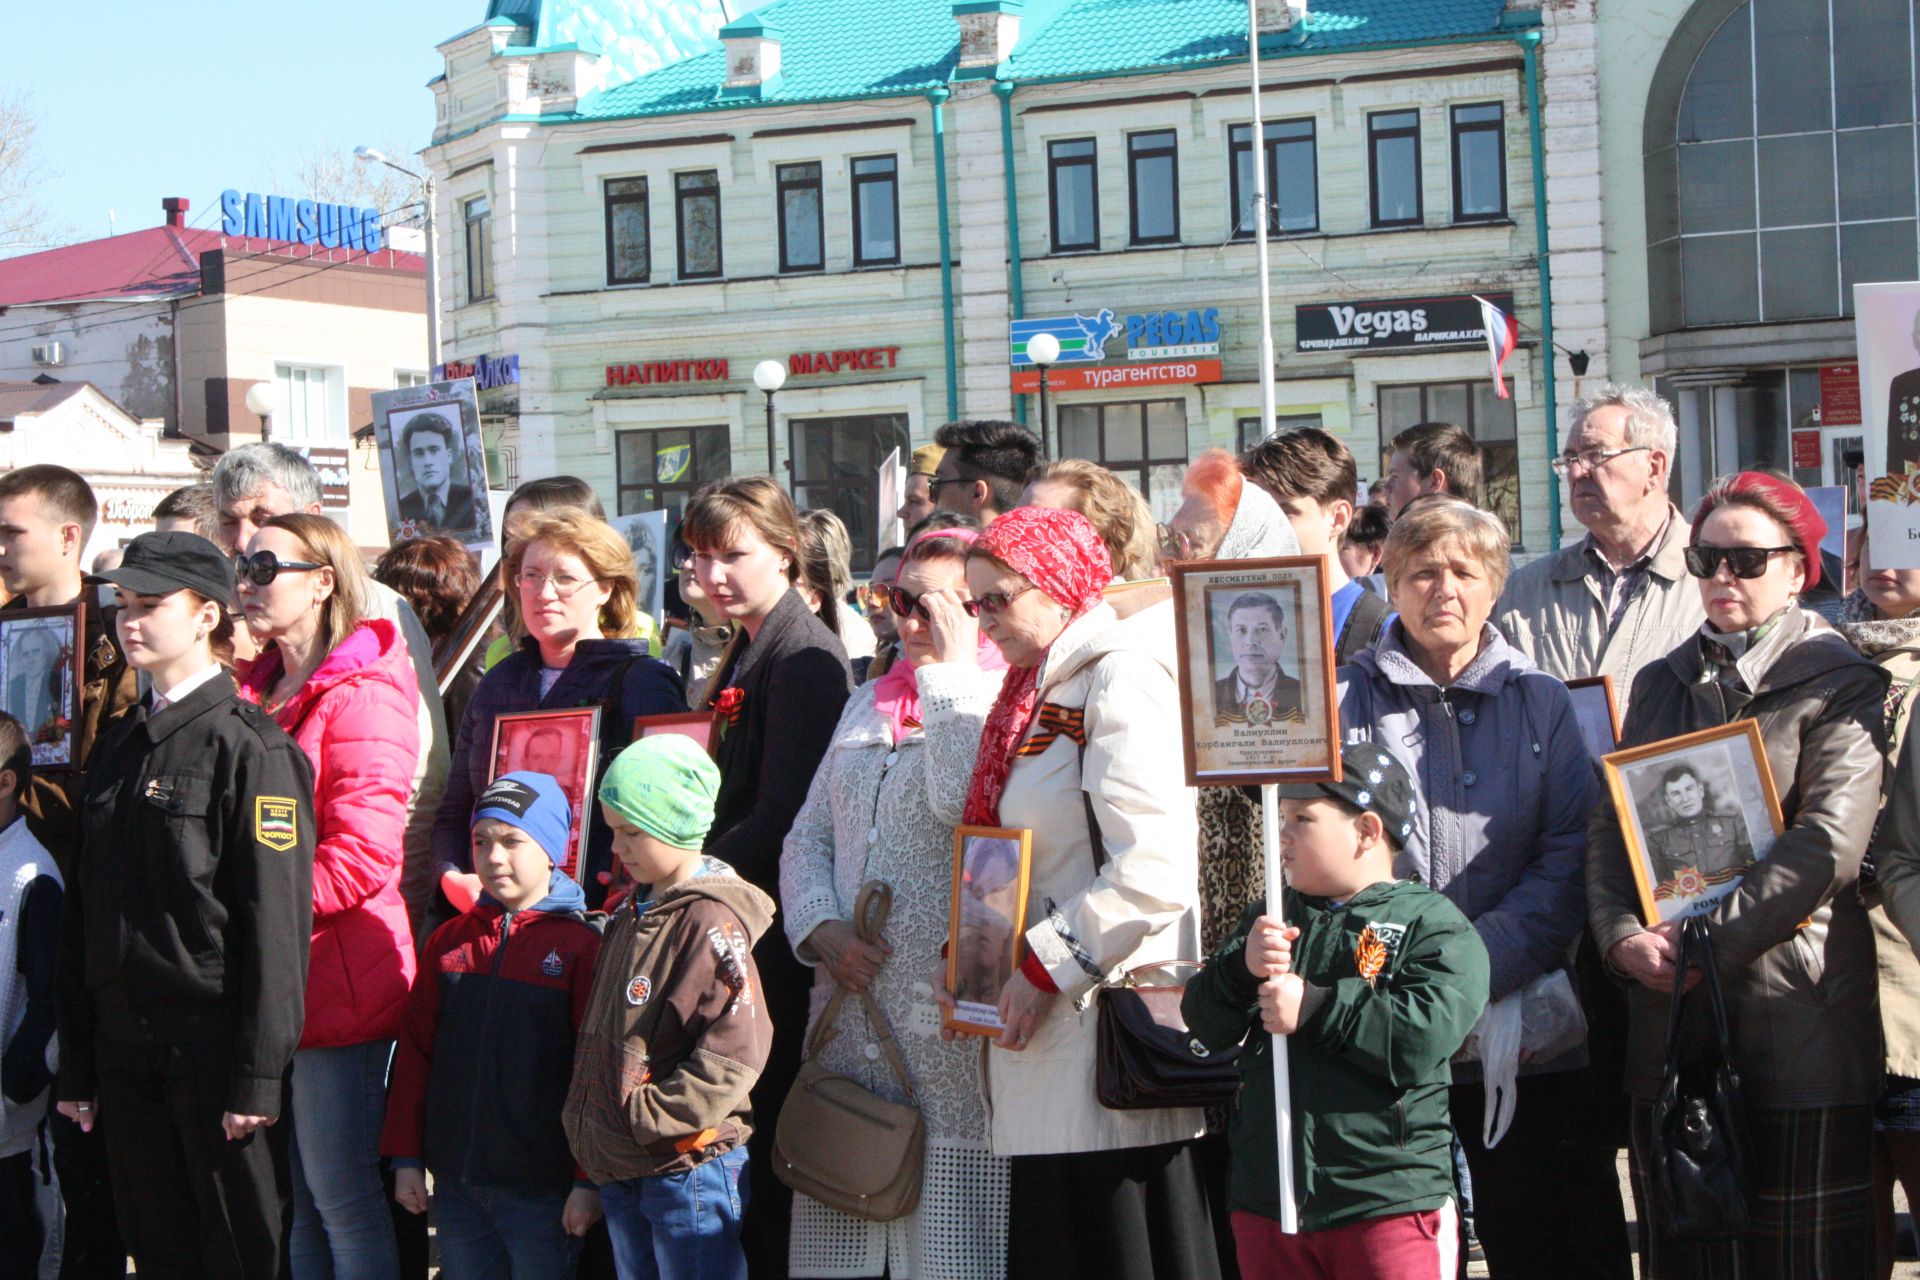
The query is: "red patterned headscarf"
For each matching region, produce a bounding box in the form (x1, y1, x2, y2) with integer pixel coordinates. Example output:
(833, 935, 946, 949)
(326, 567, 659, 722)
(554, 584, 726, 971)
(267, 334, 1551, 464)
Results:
(963, 508, 1114, 825)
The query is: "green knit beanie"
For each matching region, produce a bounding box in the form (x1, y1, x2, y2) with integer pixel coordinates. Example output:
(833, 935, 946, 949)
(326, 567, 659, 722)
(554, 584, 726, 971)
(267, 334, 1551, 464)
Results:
(597, 734, 721, 850)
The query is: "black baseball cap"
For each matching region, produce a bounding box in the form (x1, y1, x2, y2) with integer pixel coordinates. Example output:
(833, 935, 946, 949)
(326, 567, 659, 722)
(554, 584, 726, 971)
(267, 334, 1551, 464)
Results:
(88, 530, 236, 602)
(1278, 743, 1419, 848)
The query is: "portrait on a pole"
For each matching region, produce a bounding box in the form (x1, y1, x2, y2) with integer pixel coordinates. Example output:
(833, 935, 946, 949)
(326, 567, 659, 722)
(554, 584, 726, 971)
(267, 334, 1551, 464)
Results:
(1171, 557, 1339, 786)
(1602, 720, 1784, 925)
(371, 379, 492, 548)
(488, 707, 601, 878)
(0, 604, 79, 767)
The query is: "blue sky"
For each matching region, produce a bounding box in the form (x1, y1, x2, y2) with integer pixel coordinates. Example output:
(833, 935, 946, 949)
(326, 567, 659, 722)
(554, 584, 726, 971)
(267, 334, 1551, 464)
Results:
(8, 1, 766, 246)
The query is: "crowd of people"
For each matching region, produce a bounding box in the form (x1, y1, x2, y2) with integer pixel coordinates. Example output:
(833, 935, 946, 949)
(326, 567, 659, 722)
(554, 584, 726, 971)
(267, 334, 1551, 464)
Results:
(0, 381, 1916, 1280)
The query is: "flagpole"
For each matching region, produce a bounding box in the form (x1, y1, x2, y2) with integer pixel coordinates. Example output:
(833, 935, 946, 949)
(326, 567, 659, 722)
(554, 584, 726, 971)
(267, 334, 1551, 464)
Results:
(1248, 0, 1298, 1238)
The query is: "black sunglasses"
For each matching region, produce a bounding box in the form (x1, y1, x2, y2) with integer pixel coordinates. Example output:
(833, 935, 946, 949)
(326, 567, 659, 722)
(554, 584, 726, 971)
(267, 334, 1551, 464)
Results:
(234, 549, 324, 586)
(883, 585, 934, 622)
(1683, 545, 1797, 580)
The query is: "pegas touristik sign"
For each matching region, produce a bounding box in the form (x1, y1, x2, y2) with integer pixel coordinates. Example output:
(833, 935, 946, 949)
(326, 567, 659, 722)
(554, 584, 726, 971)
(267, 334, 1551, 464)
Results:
(1294, 292, 1514, 353)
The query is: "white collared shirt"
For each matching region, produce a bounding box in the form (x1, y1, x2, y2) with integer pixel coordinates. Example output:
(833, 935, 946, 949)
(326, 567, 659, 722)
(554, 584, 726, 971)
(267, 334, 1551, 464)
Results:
(151, 662, 224, 714)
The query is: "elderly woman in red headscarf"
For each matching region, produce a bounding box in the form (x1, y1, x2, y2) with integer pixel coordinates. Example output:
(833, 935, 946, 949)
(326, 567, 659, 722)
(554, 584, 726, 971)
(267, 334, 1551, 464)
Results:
(1589, 471, 1888, 1277)
(937, 507, 1217, 1280)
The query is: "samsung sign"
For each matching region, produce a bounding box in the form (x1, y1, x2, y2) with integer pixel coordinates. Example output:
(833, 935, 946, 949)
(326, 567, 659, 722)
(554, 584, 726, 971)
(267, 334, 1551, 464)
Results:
(219, 189, 384, 252)
(1295, 293, 1513, 353)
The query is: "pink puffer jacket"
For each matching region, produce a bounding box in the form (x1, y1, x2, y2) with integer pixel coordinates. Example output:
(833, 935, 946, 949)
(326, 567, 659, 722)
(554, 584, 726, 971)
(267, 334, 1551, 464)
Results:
(241, 619, 420, 1048)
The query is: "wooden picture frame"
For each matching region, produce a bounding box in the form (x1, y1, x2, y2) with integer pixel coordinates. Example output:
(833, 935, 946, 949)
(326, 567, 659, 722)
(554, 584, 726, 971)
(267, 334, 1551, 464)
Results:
(1602, 719, 1786, 926)
(944, 825, 1034, 1037)
(435, 561, 503, 695)
(1170, 556, 1341, 786)
(488, 706, 602, 878)
(369, 378, 493, 548)
(0, 603, 81, 769)
(632, 710, 720, 759)
(1565, 675, 1622, 761)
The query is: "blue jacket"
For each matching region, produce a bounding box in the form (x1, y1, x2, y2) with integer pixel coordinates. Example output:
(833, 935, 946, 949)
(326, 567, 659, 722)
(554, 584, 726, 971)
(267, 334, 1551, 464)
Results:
(432, 637, 684, 907)
(1337, 621, 1596, 1003)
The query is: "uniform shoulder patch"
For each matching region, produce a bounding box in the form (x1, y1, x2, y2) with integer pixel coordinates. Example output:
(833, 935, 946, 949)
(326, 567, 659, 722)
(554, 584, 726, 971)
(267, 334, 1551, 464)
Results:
(254, 796, 299, 851)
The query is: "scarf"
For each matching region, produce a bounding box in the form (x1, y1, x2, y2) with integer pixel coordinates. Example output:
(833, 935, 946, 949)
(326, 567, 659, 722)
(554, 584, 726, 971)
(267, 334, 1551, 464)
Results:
(1217, 476, 1301, 560)
(870, 527, 1009, 743)
(963, 508, 1113, 825)
(1838, 588, 1920, 659)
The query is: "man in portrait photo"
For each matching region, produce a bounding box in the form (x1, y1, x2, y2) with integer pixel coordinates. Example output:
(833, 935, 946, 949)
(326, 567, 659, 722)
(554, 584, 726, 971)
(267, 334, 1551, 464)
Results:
(1646, 762, 1754, 903)
(1213, 591, 1303, 728)
(395, 411, 476, 535)
(5, 623, 66, 745)
(513, 725, 571, 782)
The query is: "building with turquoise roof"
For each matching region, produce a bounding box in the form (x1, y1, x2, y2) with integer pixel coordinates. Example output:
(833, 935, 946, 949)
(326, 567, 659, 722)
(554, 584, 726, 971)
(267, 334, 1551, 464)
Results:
(426, 0, 1595, 564)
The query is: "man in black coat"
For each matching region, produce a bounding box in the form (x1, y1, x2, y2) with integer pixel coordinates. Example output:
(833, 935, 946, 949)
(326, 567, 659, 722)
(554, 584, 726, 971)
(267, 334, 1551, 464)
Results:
(395, 412, 477, 535)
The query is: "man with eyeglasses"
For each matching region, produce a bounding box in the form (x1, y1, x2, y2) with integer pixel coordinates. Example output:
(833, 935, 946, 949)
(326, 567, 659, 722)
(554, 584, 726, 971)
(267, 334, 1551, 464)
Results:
(1493, 383, 1705, 719)
(930, 420, 1042, 522)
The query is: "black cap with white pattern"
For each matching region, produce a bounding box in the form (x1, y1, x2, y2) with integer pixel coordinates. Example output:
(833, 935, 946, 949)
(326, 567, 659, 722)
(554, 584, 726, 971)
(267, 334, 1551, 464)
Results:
(1277, 743, 1419, 846)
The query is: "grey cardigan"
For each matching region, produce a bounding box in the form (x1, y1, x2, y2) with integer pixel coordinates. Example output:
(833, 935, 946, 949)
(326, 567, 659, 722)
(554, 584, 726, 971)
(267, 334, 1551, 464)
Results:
(1337, 622, 1598, 1002)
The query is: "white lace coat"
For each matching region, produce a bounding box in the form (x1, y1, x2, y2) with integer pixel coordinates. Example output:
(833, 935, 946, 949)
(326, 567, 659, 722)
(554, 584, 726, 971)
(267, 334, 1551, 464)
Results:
(779, 662, 1010, 1279)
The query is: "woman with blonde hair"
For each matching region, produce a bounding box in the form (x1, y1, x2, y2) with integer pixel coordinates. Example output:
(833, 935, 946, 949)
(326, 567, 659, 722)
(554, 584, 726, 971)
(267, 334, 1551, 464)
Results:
(1023, 458, 1161, 583)
(431, 508, 684, 911)
(235, 512, 422, 1278)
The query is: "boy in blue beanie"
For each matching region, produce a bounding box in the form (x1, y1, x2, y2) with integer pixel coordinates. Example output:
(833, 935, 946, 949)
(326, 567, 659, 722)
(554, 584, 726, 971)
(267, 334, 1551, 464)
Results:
(382, 772, 605, 1278)
(564, 736, 775, 1280)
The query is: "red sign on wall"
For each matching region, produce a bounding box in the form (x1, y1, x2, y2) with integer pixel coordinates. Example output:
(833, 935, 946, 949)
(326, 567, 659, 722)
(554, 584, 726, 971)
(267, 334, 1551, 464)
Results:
(1011, 359, 1222, 394)
(1821, 363, 1861, 425)
(789, 347, 900, 376)
(605, 359, 729, 387)
(1792, 429, 1823, 471)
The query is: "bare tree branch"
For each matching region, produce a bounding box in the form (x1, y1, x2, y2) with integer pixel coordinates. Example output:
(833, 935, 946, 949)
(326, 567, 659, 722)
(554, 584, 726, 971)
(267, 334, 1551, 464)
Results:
(259, 140, 428, 227)
(0, 90, 69, 251)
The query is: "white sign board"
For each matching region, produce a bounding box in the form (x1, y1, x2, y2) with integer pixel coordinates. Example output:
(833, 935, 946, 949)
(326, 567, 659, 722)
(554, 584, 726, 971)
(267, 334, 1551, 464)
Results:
(1857, 282, 1920, 566)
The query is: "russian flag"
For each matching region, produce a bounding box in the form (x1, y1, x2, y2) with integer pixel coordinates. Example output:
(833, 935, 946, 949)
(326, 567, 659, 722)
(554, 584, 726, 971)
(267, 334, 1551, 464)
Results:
(1474, 295, 1519, 400)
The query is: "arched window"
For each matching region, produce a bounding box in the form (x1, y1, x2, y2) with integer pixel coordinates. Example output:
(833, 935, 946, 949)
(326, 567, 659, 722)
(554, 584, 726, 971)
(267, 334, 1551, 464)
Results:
(1646, 0, 1919, 332)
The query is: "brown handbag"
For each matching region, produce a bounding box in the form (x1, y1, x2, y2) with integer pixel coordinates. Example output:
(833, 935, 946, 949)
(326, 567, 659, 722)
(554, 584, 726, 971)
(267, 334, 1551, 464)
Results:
(772, 882, 927, 1221)
(1096, 961, 1244, 1110)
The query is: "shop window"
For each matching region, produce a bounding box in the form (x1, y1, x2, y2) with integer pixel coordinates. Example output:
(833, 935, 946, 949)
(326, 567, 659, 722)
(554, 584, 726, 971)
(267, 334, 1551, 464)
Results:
(676, 170, 723, 280)
(463, 195, 493, 303)
(1229, 119, 1318, 237)
(1376, 381, 1519, 542)
(1128, 131, 1180, 246)
(274, 364, 344, 447)
(1368, 110, 1423, 229)
(1057, 399, 1189, 521)
(1450, 104, 1507, 222)
(777, 162, 824, 273)
(1048, 138, 1100, 252)
(394, 370, 430, 389)
(852, 155, 900, 267)
(615, 426, 731, 527)
(1235, 413, 1326, 454)
(605, 177, 650, 285)
(1647, 0, 1920, 331)
(789, 414, 911, 573)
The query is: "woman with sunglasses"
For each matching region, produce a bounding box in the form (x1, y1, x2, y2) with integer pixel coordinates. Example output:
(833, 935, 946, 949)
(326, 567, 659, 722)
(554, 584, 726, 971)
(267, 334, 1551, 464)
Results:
(779, 524, 1011, 1276)
(234, 513, 422, 1280)
(936, 506, 1218, 1280)
(1589, 472, 1887, 1277)
(681, 475, 852, 1276)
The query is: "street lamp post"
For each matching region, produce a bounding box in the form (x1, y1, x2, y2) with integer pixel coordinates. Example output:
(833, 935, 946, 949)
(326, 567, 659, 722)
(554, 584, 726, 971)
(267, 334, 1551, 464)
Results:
(244, 382, 276, 440)
(754, 360, 788, 482)
(1027, 331, 1061, 458)
(355, 146, 440, 370)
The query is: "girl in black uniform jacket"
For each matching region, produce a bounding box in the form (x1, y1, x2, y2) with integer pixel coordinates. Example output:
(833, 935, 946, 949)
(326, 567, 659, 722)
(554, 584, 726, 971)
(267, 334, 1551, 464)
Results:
(54, 531, 316, 1280)
(683, 478, 852, 1279)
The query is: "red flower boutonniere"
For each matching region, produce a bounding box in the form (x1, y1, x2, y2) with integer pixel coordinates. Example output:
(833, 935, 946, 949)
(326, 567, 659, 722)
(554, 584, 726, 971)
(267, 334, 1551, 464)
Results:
(714, 686, 746, 736)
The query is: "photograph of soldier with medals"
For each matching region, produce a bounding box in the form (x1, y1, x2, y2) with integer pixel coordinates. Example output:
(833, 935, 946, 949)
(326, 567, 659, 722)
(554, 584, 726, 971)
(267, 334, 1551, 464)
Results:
(1857, 281, 1920, 567)
(1171, 555, 1340, 786)
(1601, 719, 1786, 924)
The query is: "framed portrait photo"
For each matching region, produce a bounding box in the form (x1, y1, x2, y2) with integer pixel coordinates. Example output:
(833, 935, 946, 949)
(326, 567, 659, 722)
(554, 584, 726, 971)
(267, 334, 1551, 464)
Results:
(488, 707, 602, 878)
(944, 825, 1034, 1037)
(370, 378, 493, 548)
(1170, 556, 1340, 787)
(1565, 675, 1622, 762)
(1602, 719, 1786, 926)
(608, 510, 670, 628)
(0, 604, 80, 768)
(632, 710, 719, 758)
(435, 562, 503, 695)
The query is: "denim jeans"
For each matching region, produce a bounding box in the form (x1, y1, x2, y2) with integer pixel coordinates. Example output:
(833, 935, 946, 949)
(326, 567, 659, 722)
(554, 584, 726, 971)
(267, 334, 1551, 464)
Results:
(289, 1040, 400, 1280)
(432, 1178, 582, 1280)
(599, 1147, 749, 1280)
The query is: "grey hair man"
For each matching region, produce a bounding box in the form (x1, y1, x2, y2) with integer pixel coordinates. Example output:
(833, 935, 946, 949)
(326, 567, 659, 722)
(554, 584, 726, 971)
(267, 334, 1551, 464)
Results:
(1492, 382, 1705, 715)
(210, 441, 451, 933)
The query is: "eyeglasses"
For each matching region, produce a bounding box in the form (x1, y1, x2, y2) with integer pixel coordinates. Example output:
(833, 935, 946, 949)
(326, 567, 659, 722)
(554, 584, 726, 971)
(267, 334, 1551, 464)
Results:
(962, 585, 1036, 618)
(516, 570, 603, 599)
(856, 582, 895, 613)
(670, 544, 694, 573)
(926, 476, 969, 493)
(1156, 524, 1196, 562)
(1550, 445, 1651, 477)
(882, 585, 937, 622)
(1683, 545, 1798, 580)
(233, 550, 323, 586)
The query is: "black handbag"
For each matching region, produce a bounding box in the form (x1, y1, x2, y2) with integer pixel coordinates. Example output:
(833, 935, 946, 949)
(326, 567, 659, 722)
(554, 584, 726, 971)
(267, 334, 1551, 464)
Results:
(1647, 915, 1752, 1241)
(1096, 961, 1243, 1109)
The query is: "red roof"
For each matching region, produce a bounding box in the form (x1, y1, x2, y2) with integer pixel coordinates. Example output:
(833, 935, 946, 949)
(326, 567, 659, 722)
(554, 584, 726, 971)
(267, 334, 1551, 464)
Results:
(0, 224, 425, 307)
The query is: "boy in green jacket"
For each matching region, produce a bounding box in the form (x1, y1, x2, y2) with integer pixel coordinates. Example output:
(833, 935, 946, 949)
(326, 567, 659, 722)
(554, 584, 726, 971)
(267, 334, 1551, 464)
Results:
(1183, 743, 1489, 1278)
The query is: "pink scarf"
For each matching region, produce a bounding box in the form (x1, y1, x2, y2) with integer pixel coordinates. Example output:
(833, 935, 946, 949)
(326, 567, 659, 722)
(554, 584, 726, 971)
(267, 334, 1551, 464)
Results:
(961, 509, 1113, 825)
(871, 527, 1007, 743)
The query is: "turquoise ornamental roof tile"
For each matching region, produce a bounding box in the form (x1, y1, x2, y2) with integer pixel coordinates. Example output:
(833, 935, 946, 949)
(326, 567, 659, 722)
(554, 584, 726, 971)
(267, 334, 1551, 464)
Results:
(480, 1, 730, 85)
(718, 10, 785, 37)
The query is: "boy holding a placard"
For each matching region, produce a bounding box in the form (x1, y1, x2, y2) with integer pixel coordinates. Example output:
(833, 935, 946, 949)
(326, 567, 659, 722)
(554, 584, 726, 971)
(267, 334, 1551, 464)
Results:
(1182, 744, 1489, 1277)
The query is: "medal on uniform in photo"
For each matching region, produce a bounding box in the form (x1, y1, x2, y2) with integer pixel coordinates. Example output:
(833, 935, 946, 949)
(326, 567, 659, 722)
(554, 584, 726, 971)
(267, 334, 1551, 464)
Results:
(1245, 694, 1273, 727)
